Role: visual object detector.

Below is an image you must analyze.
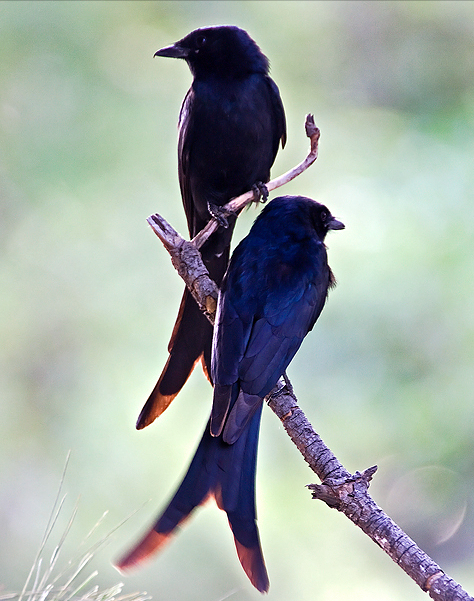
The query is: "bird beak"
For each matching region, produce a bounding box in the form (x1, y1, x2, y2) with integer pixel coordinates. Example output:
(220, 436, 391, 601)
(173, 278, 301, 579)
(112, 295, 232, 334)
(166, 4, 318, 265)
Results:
(154, 43, 189, 59)
(328, 217, 345, 231)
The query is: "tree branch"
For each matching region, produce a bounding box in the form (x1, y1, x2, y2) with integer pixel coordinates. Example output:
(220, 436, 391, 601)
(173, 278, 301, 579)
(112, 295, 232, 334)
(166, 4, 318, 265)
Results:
(144, 116, 473, 601)
(265, 383, 472, 601)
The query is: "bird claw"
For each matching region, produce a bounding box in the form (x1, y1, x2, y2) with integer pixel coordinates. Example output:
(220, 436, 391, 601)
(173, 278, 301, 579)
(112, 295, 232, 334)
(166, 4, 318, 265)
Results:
(252, 182, 269, 204)
(208, 202, 233, 228)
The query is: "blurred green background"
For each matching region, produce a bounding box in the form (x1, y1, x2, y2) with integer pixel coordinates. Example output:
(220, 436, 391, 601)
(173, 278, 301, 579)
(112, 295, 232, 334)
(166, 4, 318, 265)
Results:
(1, 1, 474, 598)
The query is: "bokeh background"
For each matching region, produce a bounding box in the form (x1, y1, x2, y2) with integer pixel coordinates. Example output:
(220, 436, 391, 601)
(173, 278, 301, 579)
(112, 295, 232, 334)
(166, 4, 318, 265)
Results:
(1, 1, 474, 599)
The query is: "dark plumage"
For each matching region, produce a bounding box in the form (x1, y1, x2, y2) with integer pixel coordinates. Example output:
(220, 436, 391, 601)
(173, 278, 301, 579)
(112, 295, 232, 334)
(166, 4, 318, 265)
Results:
(117, 196, 344, 592)
(137, 25, 286, 429)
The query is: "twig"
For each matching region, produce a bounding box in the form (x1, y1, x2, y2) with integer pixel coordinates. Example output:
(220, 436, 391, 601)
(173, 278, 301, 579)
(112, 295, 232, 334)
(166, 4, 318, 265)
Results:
(145, 115, 473, 600)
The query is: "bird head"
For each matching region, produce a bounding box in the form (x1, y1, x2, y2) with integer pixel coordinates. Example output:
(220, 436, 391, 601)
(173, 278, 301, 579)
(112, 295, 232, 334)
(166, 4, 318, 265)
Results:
(154, 25, 269, 79)
(311, 202, 345, 240)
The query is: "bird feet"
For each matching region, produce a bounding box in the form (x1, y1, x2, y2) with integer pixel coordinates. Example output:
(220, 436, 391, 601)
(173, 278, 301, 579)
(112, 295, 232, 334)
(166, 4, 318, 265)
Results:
(252, 182, 269, 204)
(207, 202, 235, 228)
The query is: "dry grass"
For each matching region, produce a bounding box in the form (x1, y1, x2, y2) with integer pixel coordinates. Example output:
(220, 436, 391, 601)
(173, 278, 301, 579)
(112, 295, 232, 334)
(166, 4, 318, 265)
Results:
(0, 454, 150, 601)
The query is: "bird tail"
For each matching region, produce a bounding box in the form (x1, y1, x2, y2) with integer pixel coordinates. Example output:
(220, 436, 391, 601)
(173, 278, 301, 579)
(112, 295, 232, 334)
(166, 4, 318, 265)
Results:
(116, 405, 269, 593)
(136, 287, 213, 429)
(136, 236, 233, 430)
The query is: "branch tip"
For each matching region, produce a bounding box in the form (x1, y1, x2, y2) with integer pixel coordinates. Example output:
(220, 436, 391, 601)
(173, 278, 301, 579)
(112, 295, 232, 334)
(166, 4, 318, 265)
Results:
(305, 113, 319, 139)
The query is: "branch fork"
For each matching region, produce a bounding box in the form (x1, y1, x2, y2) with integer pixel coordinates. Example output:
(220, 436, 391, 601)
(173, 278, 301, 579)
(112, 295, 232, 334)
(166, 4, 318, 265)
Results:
(308, 465, 378, 510)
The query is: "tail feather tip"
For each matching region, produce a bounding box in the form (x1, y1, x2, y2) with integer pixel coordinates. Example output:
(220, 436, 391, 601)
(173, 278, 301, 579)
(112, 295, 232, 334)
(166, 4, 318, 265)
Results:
(114, 529, 170, 574)
(234, 539, 269, 593)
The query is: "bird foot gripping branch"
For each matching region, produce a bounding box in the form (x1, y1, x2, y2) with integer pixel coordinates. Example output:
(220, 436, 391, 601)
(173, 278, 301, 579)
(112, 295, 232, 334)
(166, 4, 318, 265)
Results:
(206, 200, 236, 229)
(251, 181, 269, 204)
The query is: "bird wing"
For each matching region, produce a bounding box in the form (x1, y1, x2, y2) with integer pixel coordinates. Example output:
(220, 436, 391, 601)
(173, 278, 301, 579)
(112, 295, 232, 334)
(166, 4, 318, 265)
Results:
(177, 88, 200, 237)
(266, 75, 287, 150)
(210, 272, 255, 436)
(212, 247, 330, 443)
(223, 275, 327, 444)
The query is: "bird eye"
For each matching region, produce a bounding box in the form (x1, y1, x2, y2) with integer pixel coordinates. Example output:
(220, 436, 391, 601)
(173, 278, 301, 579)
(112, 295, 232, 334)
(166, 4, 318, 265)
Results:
(320, 211, 327, 222)
(196, 34, 207, 47)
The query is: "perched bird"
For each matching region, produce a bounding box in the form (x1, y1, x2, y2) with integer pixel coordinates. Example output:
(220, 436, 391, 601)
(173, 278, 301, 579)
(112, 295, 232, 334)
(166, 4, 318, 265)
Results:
(117, 196, 344, 592)
(137, 25, 286, 429)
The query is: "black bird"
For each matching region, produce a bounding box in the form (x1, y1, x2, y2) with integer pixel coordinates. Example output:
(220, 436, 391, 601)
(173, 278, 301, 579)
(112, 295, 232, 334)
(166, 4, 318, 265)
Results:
(137, 25, 286, 429)
(117, 196, 344, 592)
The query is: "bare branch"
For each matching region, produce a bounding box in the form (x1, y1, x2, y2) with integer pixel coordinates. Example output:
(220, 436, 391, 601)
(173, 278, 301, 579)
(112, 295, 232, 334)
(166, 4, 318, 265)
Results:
(145, 115, 473, 600)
